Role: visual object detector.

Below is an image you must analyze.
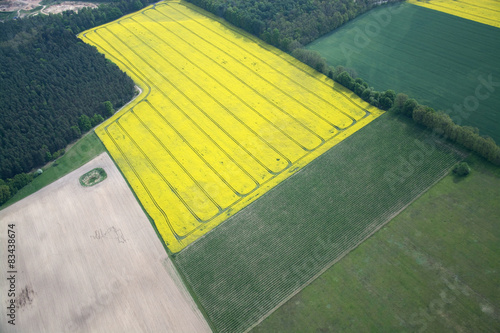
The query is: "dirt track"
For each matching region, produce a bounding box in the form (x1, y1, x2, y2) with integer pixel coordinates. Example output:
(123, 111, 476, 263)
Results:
(0, 153, 211, 332)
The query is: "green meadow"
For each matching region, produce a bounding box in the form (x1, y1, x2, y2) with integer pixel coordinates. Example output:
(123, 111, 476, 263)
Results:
(254, 155, 500, 332)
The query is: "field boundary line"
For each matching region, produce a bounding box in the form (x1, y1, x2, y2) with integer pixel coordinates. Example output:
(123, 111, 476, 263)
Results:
(244, 158, 466, 332)
(177, 107, 384, 252)
(97, 130, 217, 333)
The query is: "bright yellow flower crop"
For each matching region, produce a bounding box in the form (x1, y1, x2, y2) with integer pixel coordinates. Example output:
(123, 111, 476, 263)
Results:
(408, 0, 500, 28)
(79, 1, 383, 253)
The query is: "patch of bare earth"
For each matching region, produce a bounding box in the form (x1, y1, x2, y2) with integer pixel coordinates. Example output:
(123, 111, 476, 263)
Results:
(0, 153, 211, 332)
(0, 0, 40, 12)
(0, 0, 98, 17)
(43, 2, 98, 14)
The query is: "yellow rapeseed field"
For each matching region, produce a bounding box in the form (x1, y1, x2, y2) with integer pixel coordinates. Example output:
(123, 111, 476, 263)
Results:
(408, 0, 500, 28)
(80, 0, 383, 253)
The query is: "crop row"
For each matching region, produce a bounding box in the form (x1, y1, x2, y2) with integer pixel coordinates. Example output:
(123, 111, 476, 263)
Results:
(175, 114, 467, 332)
(81, 1, 381, 252)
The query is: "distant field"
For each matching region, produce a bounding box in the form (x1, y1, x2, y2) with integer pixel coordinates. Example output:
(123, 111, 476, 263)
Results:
(175, 113, 465, 333)
(408, 0, 500, 28)
(307, 2, 500, 143)
(80, 1, 382, 253)
(253, 155, 500, 332)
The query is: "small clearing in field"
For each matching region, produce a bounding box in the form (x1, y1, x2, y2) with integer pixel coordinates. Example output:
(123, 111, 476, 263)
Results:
(0, 153, 210, 333)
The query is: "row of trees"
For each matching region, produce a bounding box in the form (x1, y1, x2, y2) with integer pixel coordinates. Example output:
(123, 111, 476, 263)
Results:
(332, 67, 500, 165)
(411, 104, 500, 165)
(292, 48, 500, 165)
(186, 0, 402, 52)
(0, 173, 33, 205)
(292, 49, 398, 111)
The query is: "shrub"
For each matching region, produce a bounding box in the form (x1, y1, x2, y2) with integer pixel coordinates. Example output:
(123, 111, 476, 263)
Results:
(78, 114, 92, 133)
(336, 71, 355, 90)
(0, 185, 11, 205)
(453, 162, 471, 177)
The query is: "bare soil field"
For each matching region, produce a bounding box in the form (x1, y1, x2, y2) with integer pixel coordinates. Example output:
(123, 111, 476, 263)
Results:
(0, 153, 211, 332)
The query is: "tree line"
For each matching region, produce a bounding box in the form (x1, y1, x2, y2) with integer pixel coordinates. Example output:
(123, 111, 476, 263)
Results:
(0, 0, 157, 205)
(178, 0, 500, 165)
(286, 48, 500, 165)
(333, 65, 500, 165)
(185, 0, 402, 52)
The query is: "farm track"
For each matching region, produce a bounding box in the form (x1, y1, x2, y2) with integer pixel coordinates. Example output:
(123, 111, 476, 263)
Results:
(80, 1, 382, 252)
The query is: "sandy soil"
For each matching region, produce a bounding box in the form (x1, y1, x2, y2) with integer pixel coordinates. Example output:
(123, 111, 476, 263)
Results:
(0, 153, 211, 333)
(0, 0, 40, 12)
(43, 2, 98, 14)
(0, 0, 98, 15)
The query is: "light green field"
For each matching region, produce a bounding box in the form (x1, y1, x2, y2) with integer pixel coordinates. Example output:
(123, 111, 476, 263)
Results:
(253, 155, 500, 332)
(307, 2, 500, 144)
(175, 114, 466, 332)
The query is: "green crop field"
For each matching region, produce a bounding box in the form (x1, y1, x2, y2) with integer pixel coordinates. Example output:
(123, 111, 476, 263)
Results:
(306, 2, 500, 144)
(253, 155, 500, 332)
(175, 113, 466, 332)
